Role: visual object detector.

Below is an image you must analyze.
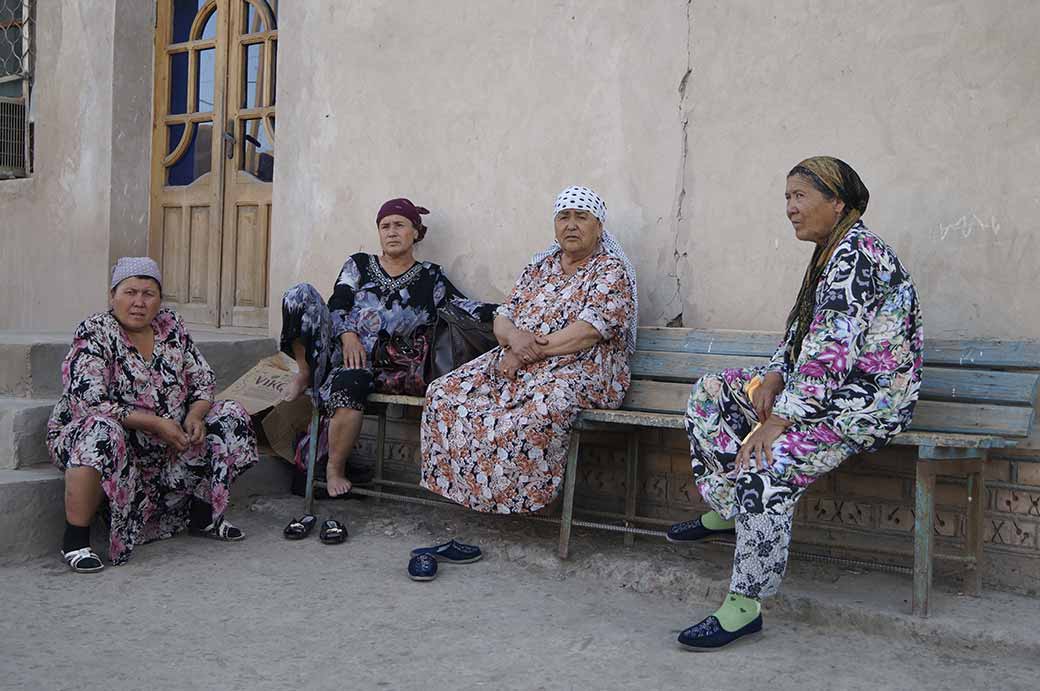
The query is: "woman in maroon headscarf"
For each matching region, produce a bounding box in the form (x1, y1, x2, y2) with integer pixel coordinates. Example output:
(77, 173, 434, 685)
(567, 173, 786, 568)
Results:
(280, 198, 496, 498)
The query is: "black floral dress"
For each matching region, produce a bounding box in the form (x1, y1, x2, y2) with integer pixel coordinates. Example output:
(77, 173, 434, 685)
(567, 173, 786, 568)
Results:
(47, 310, 258, 565)
(280, 253, 497, 414)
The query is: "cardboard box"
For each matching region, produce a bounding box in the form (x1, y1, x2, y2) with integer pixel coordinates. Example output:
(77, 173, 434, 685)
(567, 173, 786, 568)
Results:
(217, 353, 314, 461)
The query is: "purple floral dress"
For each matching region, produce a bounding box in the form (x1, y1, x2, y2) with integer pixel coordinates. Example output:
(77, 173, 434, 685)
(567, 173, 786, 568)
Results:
(47, 309, 258, 565)
(687, 223, 923, 518)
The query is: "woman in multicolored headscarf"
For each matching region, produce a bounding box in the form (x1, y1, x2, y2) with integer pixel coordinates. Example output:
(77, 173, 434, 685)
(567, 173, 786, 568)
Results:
(668, 157, 923, 649)
(419, 186, 637, 526)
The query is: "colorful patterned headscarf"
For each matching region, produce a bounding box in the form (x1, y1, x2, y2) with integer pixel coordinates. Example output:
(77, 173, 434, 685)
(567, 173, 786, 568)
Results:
(785, 156, 870, 360)
(530, 186, 639, 353)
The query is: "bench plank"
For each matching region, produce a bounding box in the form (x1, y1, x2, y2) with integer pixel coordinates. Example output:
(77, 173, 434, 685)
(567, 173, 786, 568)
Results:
(635, 327, 1040, 370)
(908, 400, 1034, 437)
(619, 381, 1034, 437)
(631, 351, 1040, 405)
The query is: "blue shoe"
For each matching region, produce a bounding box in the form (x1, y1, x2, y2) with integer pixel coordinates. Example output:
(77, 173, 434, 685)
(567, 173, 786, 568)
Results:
(677, 614, 763, 651)
(408, 554, 438, 581)
(666, 517, 735, 543)
(410, 539, 482, 564)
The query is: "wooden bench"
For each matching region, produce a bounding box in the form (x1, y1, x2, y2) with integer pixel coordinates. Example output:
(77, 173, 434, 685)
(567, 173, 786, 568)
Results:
(563, 328, 1039, 616)
(302, 327, 1039, 617)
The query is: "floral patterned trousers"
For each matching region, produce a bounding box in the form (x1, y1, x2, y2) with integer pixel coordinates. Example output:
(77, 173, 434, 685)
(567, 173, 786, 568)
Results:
(49, 400, 257, 565)
(280, 283, 373, 412)
(686, 367, 854, 598)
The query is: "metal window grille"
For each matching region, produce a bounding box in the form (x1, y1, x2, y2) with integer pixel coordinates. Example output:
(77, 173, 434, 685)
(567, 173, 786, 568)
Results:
(0, 0, 33, 179)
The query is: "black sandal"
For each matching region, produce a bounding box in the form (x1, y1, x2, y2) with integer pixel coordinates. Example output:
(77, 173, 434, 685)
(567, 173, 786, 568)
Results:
(283, 514, 317, 540)
(320, 519, 347, 545)
(190, 516, 245, 541)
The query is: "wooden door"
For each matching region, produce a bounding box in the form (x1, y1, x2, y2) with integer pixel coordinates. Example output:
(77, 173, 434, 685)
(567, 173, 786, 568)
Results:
(149, 0, 277, 329)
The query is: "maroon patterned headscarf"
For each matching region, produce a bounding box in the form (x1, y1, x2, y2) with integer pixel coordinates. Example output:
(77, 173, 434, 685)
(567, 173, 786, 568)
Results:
(376, 198, 430, 241)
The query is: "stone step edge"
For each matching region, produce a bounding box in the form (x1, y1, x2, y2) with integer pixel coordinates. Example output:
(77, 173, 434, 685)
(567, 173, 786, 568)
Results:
(0, 455, 294, 560)
(0, 335, 277, 398)
(0, 397, 57, 470)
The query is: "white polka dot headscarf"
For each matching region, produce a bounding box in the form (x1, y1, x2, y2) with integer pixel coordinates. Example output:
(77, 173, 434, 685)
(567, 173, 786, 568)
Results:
(530, 186, 639, 353)
(552, 185, 608, 224)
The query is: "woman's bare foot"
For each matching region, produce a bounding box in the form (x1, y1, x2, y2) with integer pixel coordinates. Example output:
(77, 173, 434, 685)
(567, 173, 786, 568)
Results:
(283, 370, 310, 401)
(325, 471, 353, 497)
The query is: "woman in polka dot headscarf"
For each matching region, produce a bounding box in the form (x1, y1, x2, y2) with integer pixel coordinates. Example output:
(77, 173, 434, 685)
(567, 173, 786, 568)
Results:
(419, 186, 637, 520)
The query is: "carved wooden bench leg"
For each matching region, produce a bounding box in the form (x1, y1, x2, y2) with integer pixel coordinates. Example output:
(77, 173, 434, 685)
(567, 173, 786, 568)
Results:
(964, 457, 986, 597)
(912, 458, 936, 617)
(558, 430, 582, 559)
(624, 434, 640, 547)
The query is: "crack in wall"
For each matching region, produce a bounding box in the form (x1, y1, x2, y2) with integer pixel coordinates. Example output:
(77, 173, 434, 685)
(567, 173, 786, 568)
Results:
(668, 0, 693, 327)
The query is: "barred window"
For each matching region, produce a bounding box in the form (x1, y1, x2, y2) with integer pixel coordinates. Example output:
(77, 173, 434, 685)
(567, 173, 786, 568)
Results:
(0, 0, 33, 179)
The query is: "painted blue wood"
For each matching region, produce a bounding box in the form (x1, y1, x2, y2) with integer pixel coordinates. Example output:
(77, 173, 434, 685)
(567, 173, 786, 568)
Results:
(635, 327, 1040, 369)
(629, 351, 1040, 405)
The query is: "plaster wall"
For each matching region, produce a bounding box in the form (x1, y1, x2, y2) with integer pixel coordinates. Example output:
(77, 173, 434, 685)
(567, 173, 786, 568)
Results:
(0, 1, 152, 331)
(270, 0, 689, 333)
(272, 0, 1038, 341)
(680, 0, 1040, 338)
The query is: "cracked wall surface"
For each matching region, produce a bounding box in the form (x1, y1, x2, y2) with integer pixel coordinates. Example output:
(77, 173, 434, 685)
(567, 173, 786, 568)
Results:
(270, 0, 689, 334)
(679, 0, 1040, 339)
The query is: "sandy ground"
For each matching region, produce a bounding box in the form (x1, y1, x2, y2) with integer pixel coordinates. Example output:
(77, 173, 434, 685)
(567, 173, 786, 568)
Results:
(2, 495, 1036, 691)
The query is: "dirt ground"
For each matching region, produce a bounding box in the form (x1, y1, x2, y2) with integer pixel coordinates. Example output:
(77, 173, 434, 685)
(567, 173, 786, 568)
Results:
(2, 495, 1036, 691)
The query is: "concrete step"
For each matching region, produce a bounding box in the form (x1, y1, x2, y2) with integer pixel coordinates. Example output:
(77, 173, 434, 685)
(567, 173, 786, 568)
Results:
(0, 397, 55, 469)
(0, 330, 277, 399)
(0, 454, 293, 561)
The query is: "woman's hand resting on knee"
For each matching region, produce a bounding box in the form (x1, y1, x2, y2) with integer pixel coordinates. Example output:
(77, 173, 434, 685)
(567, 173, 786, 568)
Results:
(730, 415, 791, 476)
(341, 332, 367, 370)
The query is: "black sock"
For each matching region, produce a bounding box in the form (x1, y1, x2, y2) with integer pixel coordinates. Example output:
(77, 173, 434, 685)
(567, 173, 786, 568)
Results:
(63, 522, 91, 553)
(189, 499, 214, 530)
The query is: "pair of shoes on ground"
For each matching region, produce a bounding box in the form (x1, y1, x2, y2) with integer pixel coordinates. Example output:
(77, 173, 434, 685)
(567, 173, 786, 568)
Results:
(62, 515, 247, 574)
(407, 539, 482, 581)
(283, 514, 347, 544)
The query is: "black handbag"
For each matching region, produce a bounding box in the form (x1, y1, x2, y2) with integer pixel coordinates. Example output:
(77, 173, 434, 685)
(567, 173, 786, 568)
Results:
(424, 304, 499, 383)
(372, 329, 431, 396)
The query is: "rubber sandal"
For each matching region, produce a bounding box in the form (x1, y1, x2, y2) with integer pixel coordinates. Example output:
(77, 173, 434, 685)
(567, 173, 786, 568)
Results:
(410, 539, 482, 564)
(408, 554, 438, 581)
(319, 519, 347, 545)
(283, 514, 317, 540)
(61, 547, 104, 574)
(190, 516, 245, 541)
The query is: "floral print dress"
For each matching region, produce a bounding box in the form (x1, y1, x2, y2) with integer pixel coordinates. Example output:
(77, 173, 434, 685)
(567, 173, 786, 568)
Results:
(420, 248, 635, 514)
(686, 223, 923, 519)
(47, 310, 258, 565)
(280, 253, 497, 414)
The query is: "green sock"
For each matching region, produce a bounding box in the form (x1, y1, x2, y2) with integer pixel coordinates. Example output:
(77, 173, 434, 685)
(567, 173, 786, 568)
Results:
(700, 510, 735, 531)
(714, 592, 761, 632)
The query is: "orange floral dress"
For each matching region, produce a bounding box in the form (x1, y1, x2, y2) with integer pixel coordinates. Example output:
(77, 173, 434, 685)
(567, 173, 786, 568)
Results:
(420, 248, 635, 513)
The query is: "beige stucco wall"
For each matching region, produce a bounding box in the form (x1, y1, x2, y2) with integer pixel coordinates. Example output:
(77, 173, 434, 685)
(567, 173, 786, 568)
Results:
(681, 0, 1040, 338)
(271, 0, 1039, 341)
(0, 1, 152, 331)
(270, 0, 689, 333)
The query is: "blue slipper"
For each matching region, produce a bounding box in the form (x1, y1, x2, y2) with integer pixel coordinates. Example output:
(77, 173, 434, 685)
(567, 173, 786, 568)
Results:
(665, 517, 735, 543)
(408, 554, 438, 581)
(410, 539, 482, 564)
(677, 614, 762, 651)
